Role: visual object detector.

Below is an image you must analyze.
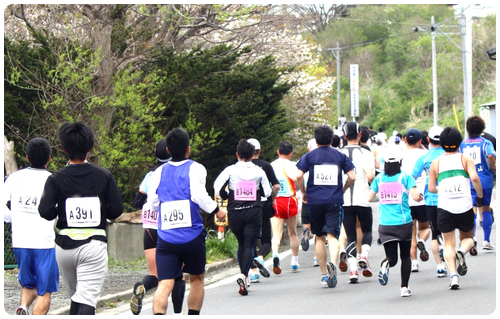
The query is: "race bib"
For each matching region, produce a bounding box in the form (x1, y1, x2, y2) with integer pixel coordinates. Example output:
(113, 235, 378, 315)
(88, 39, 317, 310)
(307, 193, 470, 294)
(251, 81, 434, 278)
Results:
(17, 193, 39, 213)
(277, 178, 290, 196)
(379, 182, 403, 204)
(313, 165, 338, 186)
(441, 176, 467, 199)
(234, 180, 257, 201)
(160, 200, 192, 230)
(463, 146, 481, 165)
(65, 197, 101, 227)
(141, 202, 159, 228)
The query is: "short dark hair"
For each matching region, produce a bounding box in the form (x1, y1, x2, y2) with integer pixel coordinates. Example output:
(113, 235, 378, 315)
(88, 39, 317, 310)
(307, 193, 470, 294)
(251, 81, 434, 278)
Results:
(26, 137, 51, 168)
(314, 125, 334, 145)
(440, 127, 463, 153)
(58, 122, 94, 161)
(332, 135, 341, 148)
(421, 130, 429, 146)
(466, 116, 485, 137)
(278, 141, 293, 155)
(237, 139, 254, 161)
(166, 128, 190, 160)
(155, 138, 170, 161)
(360, 126, 370, 143)
(384, 162, 401, 176)
(379, 127, 384, 132)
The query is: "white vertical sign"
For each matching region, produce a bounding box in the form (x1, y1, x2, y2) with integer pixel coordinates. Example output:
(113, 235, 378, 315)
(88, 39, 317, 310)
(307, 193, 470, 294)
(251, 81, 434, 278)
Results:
(350, 64, 359, 117)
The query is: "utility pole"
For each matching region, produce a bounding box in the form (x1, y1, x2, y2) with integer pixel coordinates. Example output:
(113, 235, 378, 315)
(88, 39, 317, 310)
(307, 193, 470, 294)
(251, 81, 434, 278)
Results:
(431, 16, 438, 126)
(461, 5, 473, 137)
(327, 43, 342, 123)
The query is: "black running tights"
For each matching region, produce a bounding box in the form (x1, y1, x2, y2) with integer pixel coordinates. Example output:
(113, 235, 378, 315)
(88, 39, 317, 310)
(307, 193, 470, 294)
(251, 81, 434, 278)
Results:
(344, 206, 373, 259)
(228, 207, 262, 277)
(383, 240, 411, 288)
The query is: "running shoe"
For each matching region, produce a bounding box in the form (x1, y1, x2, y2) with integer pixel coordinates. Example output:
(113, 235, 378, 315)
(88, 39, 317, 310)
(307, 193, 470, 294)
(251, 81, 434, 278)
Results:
(237, 275, 248, 295)
(301, 228, 310, 251)
(358, 255, 373, 277)
(456, 250, 467, 276)
(16, 306, 29, 315)
(400, 286, 412, 297)
(378, 258, 390, 286)
(470, 238, 478, 256)
(250, 272, 260, 283)
(437, 263, 447, 278)
(416, 239, 429, 262)
(130, 282, 145, 315)
(326, 262, 338, 288)
(339, 251, 348, 272)
(253, 257, 270, 278)
(349, 270, 359, 283)
(246, 275, 251, 288)
(320, 274, 329, 286)
(483, 241, 495, 250)
(313, 257, 319, 267)
(273, 255, 282, 275)
(411, 261, 419, 272)
(325, 238, 329, 247)
(291, 263, 300, 272)
(449, 275, 460, 290)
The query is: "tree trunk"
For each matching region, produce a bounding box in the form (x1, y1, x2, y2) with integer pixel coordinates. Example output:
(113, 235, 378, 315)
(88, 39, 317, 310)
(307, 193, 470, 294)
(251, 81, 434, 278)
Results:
(4, 135, 18, 177)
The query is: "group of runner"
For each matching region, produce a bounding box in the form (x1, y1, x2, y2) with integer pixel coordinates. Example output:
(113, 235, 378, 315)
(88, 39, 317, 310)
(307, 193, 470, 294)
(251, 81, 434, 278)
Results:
(4, 115, 495, 315)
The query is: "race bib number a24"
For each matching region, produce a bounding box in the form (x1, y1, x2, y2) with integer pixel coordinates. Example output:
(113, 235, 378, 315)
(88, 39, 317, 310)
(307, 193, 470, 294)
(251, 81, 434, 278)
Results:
(65, 197, 101, 227)
(160, 200, 192, 230)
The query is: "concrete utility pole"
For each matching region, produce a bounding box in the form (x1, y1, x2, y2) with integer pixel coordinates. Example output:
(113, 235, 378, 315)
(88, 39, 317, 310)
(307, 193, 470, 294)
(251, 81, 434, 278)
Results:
(336, 42, 341, 122)
(431, 16, 438, 126)
(461, 5, 473, 137)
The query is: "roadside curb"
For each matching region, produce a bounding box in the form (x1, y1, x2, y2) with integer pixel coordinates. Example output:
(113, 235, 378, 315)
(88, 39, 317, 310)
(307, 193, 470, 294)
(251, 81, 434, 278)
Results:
(48, 258, 238, 315)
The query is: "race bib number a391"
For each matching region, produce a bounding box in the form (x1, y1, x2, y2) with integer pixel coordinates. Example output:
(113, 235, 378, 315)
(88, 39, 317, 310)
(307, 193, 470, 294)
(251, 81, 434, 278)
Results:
(160, 200, 192, 230)
(313, 165, 338, 186)
(65, 197, 101, 227)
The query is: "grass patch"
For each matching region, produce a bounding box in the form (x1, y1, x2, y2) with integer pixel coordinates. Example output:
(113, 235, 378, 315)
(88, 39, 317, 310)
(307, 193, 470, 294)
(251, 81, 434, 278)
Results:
(108, 256, 148, 272)
(205, 229, 238, 263)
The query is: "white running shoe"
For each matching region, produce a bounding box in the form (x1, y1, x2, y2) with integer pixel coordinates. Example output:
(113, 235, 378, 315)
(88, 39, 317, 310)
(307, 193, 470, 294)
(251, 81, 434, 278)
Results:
(400, 286, 412, 297)
(411, 262, 419, 272)
(313, 257, 319, 267)
(449, 275, 460, 290)
(483, 241, 495, 250)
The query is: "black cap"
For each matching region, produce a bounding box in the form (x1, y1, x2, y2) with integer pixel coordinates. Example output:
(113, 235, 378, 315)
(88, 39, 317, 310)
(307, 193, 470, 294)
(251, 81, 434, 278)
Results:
(343, 121, 360, 137)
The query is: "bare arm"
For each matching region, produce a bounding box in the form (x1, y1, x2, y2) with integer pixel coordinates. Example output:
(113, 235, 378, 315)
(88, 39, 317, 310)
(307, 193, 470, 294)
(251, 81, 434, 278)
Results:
(296, 170, 306, 203)
(487, 154, 496, 173)
(465, 157, 483, 199)
(343, 169, 355, 193)
(428, 159, 439, 194)
(409, 187, 424, 202)
(368, 189, 377, 202)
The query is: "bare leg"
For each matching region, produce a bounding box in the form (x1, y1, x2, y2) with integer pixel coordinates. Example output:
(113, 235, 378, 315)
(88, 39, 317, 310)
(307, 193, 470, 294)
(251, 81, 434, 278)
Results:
(271, 217, 285, 255)
(153, 279, 174, 314)
(32, 292, 51, 315)
(315, 235, 328, 274)
(286, 215, 299, 257)
(187, 274, 204, 311)
(20, 287, 37, 310)
(327, 233, 340, 265)
(442, 231, 457, 274)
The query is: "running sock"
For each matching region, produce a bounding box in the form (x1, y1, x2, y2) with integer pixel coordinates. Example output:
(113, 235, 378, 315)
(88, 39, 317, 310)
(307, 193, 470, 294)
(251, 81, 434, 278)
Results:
(188, 309, 200, 315)
(291, 255, 299, 265)
(348, 257, 357, 271)
(172, 277, 185, 315)
(361, 244, 371, 258)
(473, 213, 477, 237)
(142, 275, 159, 292)
(482, 211, 493, 242)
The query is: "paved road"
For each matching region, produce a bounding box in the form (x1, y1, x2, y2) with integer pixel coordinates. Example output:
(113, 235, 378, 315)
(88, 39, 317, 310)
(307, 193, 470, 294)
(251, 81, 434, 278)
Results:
(105, 199, 496, 316)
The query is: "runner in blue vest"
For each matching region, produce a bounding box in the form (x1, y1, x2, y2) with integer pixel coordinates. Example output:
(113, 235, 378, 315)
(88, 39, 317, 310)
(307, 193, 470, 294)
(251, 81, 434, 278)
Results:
(148, 128, 226, 315)
(459, 116, 496, 252)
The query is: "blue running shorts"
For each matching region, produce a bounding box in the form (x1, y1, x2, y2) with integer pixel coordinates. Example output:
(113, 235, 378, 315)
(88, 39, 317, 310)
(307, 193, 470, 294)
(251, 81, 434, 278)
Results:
(14, 248, 59, 295)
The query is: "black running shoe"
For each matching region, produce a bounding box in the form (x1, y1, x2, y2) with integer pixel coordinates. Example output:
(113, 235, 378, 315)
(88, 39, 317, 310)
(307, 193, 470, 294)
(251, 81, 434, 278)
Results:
(273, 255, 281, 275)
(130, 282, 145, 315)
(417, 240, 429, 262)
(456, 251, 467, 276)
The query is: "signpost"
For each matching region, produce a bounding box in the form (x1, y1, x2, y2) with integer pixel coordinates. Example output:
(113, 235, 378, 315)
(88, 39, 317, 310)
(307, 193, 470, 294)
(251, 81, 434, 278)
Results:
(350, 64, 359, 119)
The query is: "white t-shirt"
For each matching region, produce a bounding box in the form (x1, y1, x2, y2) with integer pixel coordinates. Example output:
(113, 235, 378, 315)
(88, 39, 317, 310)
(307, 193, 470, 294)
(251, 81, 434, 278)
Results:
(401, 148, 428, 207)
(340, 146, 375, 207)
(4, 168, 55, 249)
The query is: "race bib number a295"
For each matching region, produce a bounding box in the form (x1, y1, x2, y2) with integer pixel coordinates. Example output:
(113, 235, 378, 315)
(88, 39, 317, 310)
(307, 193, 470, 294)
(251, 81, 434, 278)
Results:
(160, 200, 192, 230)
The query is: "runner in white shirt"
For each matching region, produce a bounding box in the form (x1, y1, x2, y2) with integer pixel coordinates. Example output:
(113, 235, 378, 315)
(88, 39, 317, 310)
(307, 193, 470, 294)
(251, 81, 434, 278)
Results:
(340, 122, 376, 282)
(4, 138, 58, 315)
(401, 129, 431, 273)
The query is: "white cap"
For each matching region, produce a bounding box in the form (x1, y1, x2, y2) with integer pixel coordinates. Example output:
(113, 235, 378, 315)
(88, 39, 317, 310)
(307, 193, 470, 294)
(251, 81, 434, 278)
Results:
(428, 126, 443, 142)
(384, 146, 403, 163)
(307, 138, 317, 151)
(247, 138, 260, 150)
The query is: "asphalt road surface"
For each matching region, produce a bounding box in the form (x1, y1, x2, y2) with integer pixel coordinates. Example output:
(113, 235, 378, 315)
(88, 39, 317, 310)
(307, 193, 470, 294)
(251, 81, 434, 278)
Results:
(105, 200, 496, 316)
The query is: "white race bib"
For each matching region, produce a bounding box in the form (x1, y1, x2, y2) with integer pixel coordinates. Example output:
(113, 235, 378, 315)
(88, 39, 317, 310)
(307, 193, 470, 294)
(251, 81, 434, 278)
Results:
(65, 197, 101, 227)
(313, 165, 338, 186)
(441, 176, 467, 199)
(17, 193, 40, 213)
(160, 200, 192, 230)
(463, 146, 481, 165)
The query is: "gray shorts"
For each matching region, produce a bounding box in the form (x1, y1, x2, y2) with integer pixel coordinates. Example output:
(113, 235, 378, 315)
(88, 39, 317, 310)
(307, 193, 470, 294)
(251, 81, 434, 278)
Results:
(56, 240, 108, 307)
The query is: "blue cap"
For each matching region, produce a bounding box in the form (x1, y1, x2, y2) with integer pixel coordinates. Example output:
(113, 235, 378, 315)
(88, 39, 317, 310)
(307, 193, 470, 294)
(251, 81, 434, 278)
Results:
(406, 128, 422, 142)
